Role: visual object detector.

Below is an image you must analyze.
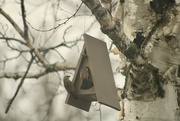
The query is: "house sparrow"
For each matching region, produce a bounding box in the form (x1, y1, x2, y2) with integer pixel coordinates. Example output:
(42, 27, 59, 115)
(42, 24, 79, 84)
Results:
(80, 66, 94, 90)
(63, 76, 77, 99)
(101, 0, 112, 13)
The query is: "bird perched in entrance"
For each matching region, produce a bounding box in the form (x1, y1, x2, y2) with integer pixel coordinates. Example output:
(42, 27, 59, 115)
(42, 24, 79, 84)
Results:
(100, 0, 112, 14)
(80, 66, 94, 90)
(63, 76, 77, 99)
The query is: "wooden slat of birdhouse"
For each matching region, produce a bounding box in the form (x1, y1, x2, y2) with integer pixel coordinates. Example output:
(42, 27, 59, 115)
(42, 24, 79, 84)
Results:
(84, 34, 120, 111)
(74, 48, 95, 96)
(177, 65, 180, 78)
(65, 44, 92, 111)
(66, 94, 92, 111)
(73, 46, 96, 101)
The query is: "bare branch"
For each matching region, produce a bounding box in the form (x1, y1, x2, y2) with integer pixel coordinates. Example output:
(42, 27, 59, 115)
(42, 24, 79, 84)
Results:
(82, 0, 130, 53)
(21, 0, 29, 39)
(0, 0, 5, 7)
(0, 62, 76, 79)
(0, 9, 24, 39)
(5, 52, 35, 113)
(27, 2, 83, 32)
(0, 53, 22, 68)
(42, 43, 68, 50)
(0, 8, 49, 67)
(41, 72, 62, 121)
(0, 37, 27, 46)
(51, 49, 66, 62)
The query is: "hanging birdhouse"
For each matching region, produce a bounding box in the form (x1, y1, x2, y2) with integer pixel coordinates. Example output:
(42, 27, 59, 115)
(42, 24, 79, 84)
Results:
(65, 34, 120, 111)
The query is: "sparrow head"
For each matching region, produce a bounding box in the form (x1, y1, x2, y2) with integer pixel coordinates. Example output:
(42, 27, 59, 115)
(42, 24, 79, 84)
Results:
(84, 66, 90, 72)
(64, 75, 70, 80)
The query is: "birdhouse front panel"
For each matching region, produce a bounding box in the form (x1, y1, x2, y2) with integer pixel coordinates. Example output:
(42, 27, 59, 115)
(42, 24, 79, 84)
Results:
(74, 49, 96, 95)
(74, 52, 97, 101)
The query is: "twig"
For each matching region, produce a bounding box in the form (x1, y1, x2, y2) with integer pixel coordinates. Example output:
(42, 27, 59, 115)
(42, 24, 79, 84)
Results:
(21, 0, 29, 39)
(0, 8, 49, 67)
(0, 52, 22, 64)
(5, 53, 35, 113)
(0, 8, 24, 39)
(0, 63, 76, 79)
(27, 2, 83, 32)
(0, 37, 27, 46)
(41, 72, 62, 121)
(0, 0, 5, 8)
(52, 49, 66, 62)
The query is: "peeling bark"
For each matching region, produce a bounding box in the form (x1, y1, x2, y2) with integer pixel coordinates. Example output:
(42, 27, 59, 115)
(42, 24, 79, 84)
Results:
(82, 0, 164, 100)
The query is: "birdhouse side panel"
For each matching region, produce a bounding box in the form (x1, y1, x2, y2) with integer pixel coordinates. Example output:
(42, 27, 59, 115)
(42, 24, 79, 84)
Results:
(84, 34, 120, 111)
(65, 94, 91, 111)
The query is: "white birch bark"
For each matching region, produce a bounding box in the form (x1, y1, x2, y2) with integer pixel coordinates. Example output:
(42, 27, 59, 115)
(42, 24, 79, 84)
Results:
(116, 1, 180, 121)
(82, 0, 180, 120)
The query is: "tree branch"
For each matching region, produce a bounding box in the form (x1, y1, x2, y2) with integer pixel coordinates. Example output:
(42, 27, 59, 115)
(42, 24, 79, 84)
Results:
(82, 0, 131, 54)
(0, 63, 76, 79)
(21, 0, 29, 39)
(0, 37, 27, 46)
(82, 0, 165, 100)
(27, 2, 83, 32)
(0, 8, 49, 67)
(5, 53, 34, 113)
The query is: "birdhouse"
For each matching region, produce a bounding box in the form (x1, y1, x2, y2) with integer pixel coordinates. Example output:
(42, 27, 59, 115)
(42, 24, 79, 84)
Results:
(65, 34, 120, 111)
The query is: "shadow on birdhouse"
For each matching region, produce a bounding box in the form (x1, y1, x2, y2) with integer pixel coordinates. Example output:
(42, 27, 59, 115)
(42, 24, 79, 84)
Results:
(65, 34, 120, 111)
(177, 65, 180, 78)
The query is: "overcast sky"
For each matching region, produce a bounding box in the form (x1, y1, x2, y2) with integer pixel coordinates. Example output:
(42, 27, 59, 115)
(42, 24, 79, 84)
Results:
(0, 0, 179, 121)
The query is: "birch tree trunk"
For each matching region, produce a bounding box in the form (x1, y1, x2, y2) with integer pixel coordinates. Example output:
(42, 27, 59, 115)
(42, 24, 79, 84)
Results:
(82, 0, 180, 120)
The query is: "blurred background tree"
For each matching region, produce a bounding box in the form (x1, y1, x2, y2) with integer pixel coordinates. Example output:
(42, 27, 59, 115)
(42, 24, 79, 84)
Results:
(0, 0, 123, 121)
